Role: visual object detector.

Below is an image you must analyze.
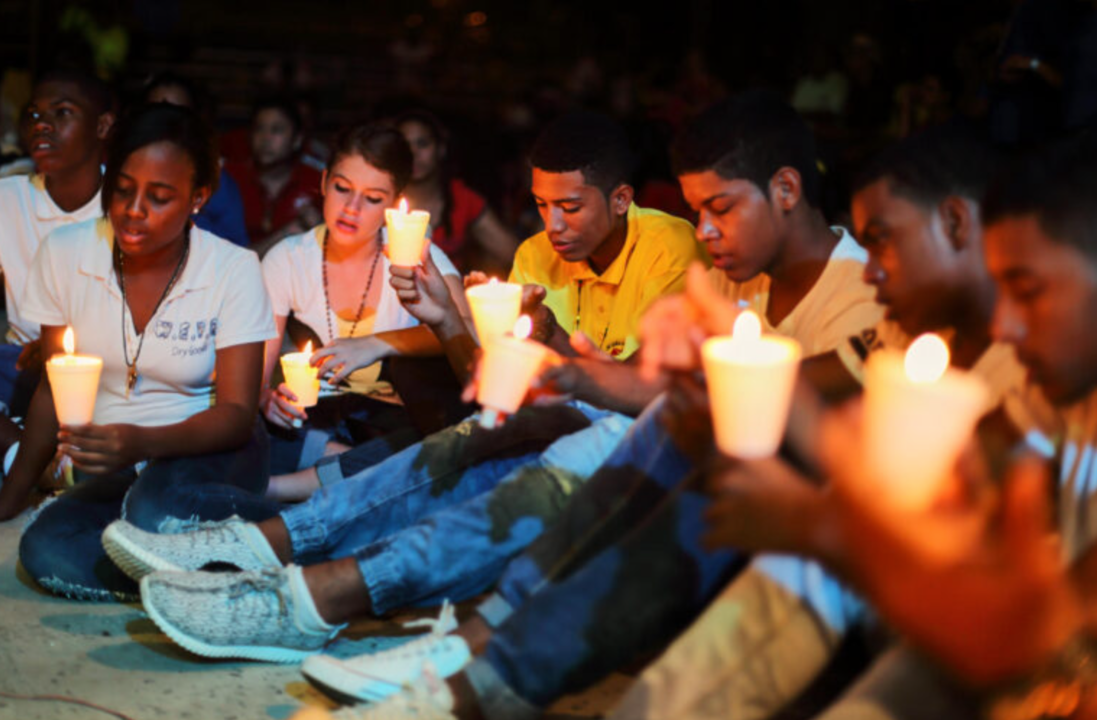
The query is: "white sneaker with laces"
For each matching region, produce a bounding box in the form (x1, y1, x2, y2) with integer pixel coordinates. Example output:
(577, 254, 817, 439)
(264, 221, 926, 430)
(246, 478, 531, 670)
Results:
(328, 663, 457, 719)
(102, 516, 281, 581)
(301, 600, 470, 704)
(140, 566, 343, 663)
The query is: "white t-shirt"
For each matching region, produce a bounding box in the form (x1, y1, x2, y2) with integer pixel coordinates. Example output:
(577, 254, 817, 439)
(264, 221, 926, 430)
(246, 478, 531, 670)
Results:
(0, 174, 103, 344)
(707, 228, 884, 356)
(23, 219, 276, 428)
(261, 225, 459, 391)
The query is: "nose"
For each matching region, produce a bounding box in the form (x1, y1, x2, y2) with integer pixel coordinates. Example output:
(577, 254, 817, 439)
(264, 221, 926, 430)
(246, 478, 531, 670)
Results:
(990, 296, 1025, 345)
(345, 193, 364, 215)
(694, 212, 718, 243)
(546, 207, 567, 234)
(125, 191, 147, 219)
(862, 255, 886, 286)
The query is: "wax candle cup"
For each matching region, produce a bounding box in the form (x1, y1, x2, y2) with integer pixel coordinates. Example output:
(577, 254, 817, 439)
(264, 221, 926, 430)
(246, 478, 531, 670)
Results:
(477, 315, 547, 429)
(281, 340, 320, 409)
(863, 333, 989, 510)
(702, 311, 802, 459)
(466, 279, 523, 344)
(47, 326, 103, 425)
(385, 197, 431, 267)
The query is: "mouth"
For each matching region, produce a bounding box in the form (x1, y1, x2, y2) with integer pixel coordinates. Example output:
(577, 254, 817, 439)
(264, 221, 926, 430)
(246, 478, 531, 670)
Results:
(710, 253, 738, 271)
(549, 239, 578, 256)
(116, 227, 148, 245)
(29, 137, 58, 156)
(333, 218, 360, 235)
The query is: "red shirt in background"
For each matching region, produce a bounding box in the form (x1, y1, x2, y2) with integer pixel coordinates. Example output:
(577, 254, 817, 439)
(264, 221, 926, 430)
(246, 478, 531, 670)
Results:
(226, 160, 323, 244)
(431, 178, 487, 272)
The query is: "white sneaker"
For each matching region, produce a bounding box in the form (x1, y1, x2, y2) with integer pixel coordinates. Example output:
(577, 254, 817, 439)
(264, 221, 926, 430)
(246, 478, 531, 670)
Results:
(140, 567, 343, 663)
(301, 601, 470, 704)
(328, 664, 457, 719)
(102, 516, 281, 581)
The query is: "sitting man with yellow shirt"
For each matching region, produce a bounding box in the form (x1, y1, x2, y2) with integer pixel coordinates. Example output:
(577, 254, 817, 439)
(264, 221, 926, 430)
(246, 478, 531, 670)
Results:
(102, 111, 705, 661)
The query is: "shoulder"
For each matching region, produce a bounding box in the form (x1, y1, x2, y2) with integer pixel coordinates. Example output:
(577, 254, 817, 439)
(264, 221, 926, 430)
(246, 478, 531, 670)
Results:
(631, 206, 699, 259)
(262, 227, 318, 266)
(450, 178, 484, 203)
(45, 216, 107, 248)
(192, 227, 262, 275)
(0, 174, 31, 202)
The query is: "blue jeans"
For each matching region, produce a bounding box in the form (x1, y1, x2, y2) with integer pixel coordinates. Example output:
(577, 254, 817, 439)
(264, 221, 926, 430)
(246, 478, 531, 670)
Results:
(281, 402, 630, 613)
(465, 396, 745, 713)
(19, 419, 281, 601)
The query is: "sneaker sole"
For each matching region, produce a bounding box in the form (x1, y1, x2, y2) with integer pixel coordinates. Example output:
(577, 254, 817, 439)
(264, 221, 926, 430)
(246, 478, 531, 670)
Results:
(103, 525, 186, 581)
(300, 654, 401, 704)
(140, 576, 319, 664)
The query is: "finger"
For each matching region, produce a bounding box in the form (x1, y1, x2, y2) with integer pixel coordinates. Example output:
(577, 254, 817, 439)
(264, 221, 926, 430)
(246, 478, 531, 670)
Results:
(420, 241, 437, 270)
(464, 271, 489, 288)
(276, 383, 299, 404)
(390, 265, 416, 281)
(396, 288, 421, 304)
(569, 331, 613, 361)
(327, 364, 351, 385)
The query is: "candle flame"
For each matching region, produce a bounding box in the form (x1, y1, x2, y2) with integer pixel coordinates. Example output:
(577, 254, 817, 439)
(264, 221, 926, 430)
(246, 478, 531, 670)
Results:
(904, 333, 949, 384)
(732, 310, 762, 344)
(62, 326, 75, 355)
(513, 315, 533, 340)
(303, 340, 314, 355)
(488, 277, 499, 285)
(397, 197, 409, 214)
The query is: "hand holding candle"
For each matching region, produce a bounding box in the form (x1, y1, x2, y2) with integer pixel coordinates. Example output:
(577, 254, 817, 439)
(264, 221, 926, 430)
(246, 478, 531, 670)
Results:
(476, 315, 549, 429)
(466, 278, 523, 344)
(701, 311, 802, 459)
(863, 333, 989, 510)
(46, 326, 103, 426)
(280, 341, 321, 416)
(385, 198, 431, 267)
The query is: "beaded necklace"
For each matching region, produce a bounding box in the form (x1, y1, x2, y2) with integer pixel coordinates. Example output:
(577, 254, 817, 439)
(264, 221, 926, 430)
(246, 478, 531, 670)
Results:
(321, 230, 382, 343)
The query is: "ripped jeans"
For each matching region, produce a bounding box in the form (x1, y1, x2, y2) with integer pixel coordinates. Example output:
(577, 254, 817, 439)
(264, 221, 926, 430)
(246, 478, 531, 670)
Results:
(18, 419, 282, 601)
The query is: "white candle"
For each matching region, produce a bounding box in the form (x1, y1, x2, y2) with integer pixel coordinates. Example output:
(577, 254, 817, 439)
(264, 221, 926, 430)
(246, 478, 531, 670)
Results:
(466, 279, 523, 345)
(47, 326, 103, 425)
(477, 315, 548, 429)
(863, 333, 989, 510)
(384, 197, 431, 267)
(701, 311, 802, 458)
(280, 340, 320, 409)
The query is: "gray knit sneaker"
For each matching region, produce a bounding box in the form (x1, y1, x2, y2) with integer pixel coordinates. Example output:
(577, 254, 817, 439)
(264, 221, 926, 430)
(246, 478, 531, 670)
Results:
(140, 566, 344, 663)
(102, 517, 281, 581)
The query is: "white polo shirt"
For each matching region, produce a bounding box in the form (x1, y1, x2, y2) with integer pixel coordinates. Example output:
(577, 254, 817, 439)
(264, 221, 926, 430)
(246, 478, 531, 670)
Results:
(0, 174, 103, 344)
(261, 225, 459, 392)
(22, 219, 276, 427)
(707, 228, 884, 357)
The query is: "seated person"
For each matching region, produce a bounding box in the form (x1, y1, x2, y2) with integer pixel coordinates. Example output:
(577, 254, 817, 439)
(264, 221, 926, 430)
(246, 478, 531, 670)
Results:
(7, 104, 280, 600)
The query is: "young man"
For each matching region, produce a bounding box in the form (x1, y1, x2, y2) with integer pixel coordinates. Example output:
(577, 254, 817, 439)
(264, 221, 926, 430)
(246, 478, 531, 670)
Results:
(0, 68, 114, 520)
(286, 93, 884, 719)
(103, 112, 702, 659)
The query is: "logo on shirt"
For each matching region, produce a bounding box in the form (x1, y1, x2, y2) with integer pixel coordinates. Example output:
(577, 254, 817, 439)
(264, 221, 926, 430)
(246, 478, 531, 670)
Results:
(158, 317, 219, 357)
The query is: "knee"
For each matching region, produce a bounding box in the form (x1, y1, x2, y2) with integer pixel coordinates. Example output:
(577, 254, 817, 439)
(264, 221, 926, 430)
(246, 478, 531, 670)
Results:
(18, 508, 76, 589)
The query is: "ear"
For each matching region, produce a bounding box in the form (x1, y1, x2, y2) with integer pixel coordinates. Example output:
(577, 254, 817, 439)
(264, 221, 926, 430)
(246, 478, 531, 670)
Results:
(96, 111, 116, 141)
(769, 167, 802, 212)
(938, 196, 976, 252)
(609, 183, 634, 218)
(320, 169, 329, 198)
(190, 186, 213, 215)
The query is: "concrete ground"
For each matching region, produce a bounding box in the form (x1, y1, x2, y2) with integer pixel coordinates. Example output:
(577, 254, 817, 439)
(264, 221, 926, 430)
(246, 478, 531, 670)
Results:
(0, 513, 630, 720)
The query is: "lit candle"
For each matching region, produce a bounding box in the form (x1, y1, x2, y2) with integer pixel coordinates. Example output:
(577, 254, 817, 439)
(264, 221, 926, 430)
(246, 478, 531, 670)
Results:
(476, 315, 548, 429)
(701, 311, 802, 458)
(46, 326, 103, 425)
(384, 197, 431, 267)
(280, 340, 320, 411)
(466, 278, 523, 344)
(863, 333, 989, 510)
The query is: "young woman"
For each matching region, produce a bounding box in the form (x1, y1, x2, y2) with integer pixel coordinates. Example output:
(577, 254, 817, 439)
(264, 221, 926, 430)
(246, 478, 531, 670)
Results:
(260, 122, 467, 476)
(396, 110, 518, 272)
(8, 104, 281, 600)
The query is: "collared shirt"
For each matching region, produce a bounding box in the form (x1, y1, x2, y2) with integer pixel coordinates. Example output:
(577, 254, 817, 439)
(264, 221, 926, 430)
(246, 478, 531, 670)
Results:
(0, 174, 103, 344)
(509, 203, 702, 360)
(23, 218, 276, 428)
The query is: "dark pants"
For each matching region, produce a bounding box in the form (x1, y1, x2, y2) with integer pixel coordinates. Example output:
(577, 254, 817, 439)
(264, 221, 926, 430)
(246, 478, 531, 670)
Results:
(19, 419, 281, 601)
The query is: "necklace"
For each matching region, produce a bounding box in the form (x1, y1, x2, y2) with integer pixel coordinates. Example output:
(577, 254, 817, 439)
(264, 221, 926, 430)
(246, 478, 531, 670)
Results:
(117, 238, 190, 399)
(322, 230, 382, 343)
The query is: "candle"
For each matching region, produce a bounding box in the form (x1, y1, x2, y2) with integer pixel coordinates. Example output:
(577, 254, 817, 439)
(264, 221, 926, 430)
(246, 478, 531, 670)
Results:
(701, 311, 802, 459)
(477, 315, 548, 429)
(280, 340, 320, 411)
(46, 326, 103, 425)
(863, 333, 989, 510)
(384, 197, 431, 267)
(466, 279, 523, 344)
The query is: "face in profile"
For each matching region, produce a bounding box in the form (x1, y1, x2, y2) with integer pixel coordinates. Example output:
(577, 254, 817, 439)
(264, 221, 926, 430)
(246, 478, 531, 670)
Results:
(399, 120, 443, 183)
(251, 107, 298, 167)
(321, 154, 396, 247)
(678, 169, 783, 283)
(851, 179, 967, 336)
(985, 215, 1097, 405)
(22, 79, 111, 176)
(531, 168, 624, 265)
(108, 141, 209, 259)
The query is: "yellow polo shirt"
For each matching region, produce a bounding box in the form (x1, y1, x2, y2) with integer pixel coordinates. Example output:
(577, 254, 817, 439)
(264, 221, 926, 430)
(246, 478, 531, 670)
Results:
(509, 203, 702, 360)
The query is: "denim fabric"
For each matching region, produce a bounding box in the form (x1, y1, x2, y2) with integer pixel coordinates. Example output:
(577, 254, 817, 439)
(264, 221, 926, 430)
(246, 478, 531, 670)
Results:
(0, 342, 40, 419)
(354, 408, 633, 613)
(18, 419, 280, 601)
(471, 396, 746, 710)
(280, 403, 603, 570)
(608, 555, 869, 720)
(313, 425, 422, 486)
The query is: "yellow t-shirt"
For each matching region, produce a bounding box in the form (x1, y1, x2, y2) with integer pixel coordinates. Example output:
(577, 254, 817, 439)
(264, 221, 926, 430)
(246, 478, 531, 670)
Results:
(509, 204, 703, 360)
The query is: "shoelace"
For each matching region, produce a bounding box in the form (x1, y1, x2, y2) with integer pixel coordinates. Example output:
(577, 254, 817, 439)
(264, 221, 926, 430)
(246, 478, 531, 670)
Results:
(402, 599, 457, 638)
(227, 570, 290, 618)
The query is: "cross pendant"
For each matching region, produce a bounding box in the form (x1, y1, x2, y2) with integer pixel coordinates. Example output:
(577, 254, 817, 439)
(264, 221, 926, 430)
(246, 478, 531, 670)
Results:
(126, 367, 138, 399)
